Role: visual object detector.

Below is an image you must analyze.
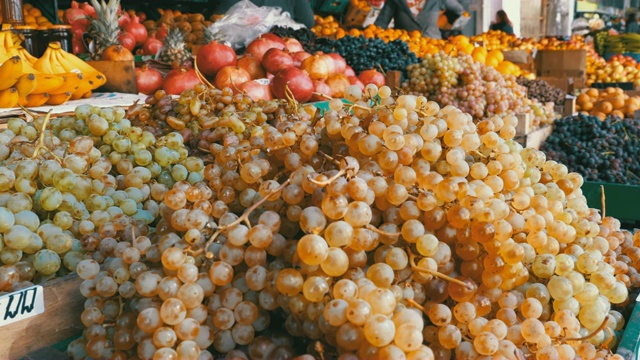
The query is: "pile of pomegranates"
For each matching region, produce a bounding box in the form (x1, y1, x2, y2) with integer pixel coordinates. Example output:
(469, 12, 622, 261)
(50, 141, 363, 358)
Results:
(136, 33, 386, 101)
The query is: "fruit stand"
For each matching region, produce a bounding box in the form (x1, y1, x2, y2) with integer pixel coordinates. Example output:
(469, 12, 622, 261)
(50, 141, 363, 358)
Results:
(2, 0, 640, 359)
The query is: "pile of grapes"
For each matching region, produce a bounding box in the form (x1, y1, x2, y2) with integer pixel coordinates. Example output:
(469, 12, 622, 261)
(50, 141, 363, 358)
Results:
(516, 77, 567, 106)
(1, 83, 639, 360)
(542, 114, 640, 185)
(403, 52, 557, 126)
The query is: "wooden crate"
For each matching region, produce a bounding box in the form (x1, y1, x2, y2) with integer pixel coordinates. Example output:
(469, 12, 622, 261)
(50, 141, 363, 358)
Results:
(0, 274, 83, 359)
(514, 124, 553, 150)
(554, 95, 577, 118)
(85, 60, 137, 94)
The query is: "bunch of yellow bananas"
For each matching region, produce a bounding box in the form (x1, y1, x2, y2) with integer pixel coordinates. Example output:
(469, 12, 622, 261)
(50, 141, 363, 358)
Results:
(0, 29, 106, 108)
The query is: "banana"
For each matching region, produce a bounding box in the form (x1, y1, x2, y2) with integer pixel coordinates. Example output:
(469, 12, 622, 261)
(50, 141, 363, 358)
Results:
(32, 74, 64, 94)
(16, 46, 37, 65)
(50, 73, 83, 95)
(34, 45, 67, 74)
(71, 72, 106, 99)
(0, 56, 23, 91)
(0, 87, 19, 108)
(46, 91, 72, 105)
(52, 44, 103, 75)
(15, 73, 37, 97)
(19, 93, 49, 107)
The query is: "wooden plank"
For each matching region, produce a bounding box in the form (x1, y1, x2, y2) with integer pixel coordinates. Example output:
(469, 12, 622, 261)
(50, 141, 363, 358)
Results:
(515, 113, 532, 136)
(385, 70, 402, 90)
(86, 60, 138, 94)
(514, 124, 552, 150)
(0, 274, 83, 359)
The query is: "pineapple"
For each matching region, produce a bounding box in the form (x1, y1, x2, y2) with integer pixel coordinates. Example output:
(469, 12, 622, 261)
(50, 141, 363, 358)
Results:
(87, 0, 121, 60)
(157, 28, 191, 66)
(203, 24, 225, 45)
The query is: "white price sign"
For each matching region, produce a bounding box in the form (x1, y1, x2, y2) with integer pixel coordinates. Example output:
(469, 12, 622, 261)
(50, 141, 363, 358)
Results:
(0, 285, 45, 327)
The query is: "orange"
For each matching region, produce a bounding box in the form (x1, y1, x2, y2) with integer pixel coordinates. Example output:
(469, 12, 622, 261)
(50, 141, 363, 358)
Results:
(488, 49, 504, 63)
(28, 7, 42, 17)
(485, 57, 500, 68)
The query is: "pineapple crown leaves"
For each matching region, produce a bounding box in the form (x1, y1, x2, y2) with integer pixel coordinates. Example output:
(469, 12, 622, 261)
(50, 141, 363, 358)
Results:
(88, 0, 122, 53)
(203, 24, 224, 45)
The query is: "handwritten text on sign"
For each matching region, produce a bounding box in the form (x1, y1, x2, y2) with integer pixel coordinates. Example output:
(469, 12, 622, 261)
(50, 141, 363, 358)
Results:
(0, 286, 45, 327)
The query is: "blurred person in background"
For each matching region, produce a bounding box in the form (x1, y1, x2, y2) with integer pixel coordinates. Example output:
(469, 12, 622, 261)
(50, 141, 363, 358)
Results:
(489, 10, 514, 35)
(374, 0, 465, 39)
(627, 13, 639, 34)
(211, 0, 315, 29)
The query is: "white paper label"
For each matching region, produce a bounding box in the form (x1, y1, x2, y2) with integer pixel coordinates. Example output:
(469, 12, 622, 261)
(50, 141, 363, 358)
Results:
(0, 285, 45, 327)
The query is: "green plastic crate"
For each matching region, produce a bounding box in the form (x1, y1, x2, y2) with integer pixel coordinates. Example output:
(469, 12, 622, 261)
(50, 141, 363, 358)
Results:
(581, 181, 640, 223)
(616, 293, 640, 359)
(319, 0, 350, 14)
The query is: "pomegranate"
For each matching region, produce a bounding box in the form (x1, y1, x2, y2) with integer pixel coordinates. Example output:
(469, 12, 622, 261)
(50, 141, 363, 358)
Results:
(271, 67, 313, 103)
(262, 33, 286, 48)
(137, 11, 147, 22)
(328, 53, 347, 75)
(118, 11, 131, 28)
(312, 80, 331, 101)
(345, 66, 356, 77)
(81, 2, 96, 18)
(326, 74, 351, 98)
(118, 32, 136, 52)
(358, 69, 385, 87)
(237, 55, 265, 79)
(291, 51, 311, 67)
(64, 1, 89, 27)
(301, 55, 329, 81)
(214, 66, 251, 92)
(124, 15, 147, 47)
(238, 80, 273, 101)
(262, 48, 294, 75)
(156, 24, 169, 42)
(319, 53, 337, 76)
(246, 36, 281, 61)
(101, 45, 134, 61)
(143, 37, 163, 56)
(72, 37, 87, 55)
(196, 42, 236, 77)
(135, 64, 163, 95)
(348, 76, 365, 91)
(283, 38, 304, 53)
(163, 67, 200, 95)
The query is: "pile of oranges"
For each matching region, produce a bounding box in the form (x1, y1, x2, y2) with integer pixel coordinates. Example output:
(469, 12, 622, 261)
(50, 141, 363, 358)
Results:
(312, 15, 343, 38)
(22, 4, 53, 28)
(576, 87, 640, 120)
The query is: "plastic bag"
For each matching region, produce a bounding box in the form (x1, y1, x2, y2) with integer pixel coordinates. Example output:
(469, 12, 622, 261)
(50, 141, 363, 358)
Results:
(208, 0, 304, 50)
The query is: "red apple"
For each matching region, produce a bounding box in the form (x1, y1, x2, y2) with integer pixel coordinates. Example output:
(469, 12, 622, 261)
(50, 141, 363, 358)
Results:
(215, 66, 251, 92)
(358, 69, 385, 87)
(262, 48, 294, 75)
(284, 38, 304, 53)
(271, 67, 313, 103)
(237, 54, 266, 79)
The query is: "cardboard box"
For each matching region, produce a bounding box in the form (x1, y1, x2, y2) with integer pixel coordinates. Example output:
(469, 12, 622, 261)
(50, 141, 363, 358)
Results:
(535, 49, 587, 79)
(344, 4, 368, 28)
(503, 50, 534, 73)
(86, 60, 137, 94)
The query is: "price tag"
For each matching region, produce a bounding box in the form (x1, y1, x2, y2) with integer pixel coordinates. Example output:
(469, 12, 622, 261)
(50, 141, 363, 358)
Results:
(0, 285, 45, 327)
(255, 78, 271, 86)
